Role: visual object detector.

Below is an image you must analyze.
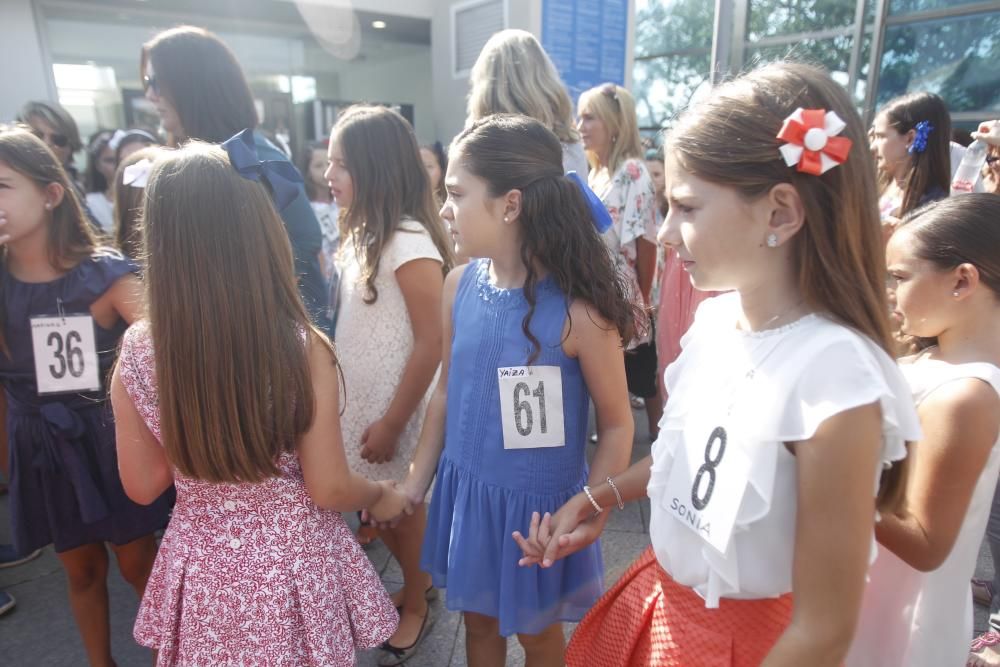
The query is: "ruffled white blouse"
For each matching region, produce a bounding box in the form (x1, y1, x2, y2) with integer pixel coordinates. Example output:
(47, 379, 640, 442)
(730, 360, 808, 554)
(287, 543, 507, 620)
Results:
(647, 293, 921, 608)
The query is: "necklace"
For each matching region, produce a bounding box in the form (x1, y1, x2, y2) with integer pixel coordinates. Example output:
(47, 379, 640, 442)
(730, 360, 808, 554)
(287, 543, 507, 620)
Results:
(743, 299, 804, 334)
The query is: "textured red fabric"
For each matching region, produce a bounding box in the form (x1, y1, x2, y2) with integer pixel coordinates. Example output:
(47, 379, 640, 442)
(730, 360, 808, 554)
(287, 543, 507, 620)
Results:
(566, 546, 793, 666)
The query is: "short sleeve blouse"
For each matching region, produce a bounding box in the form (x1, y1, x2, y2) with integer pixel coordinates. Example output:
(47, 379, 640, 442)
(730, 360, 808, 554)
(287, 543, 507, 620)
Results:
(646, 293, 921, 608)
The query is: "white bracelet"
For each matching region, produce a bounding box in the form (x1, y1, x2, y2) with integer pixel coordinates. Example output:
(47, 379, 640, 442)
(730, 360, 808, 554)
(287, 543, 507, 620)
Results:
(583, 485, 603, 515)
(606, 476, 625, 510)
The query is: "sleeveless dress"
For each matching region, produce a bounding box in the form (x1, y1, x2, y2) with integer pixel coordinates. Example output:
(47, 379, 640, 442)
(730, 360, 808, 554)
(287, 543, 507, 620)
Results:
(848, 359, 1000, 667)
(336, 220, 442, 483)
(0, 251, 171, 556)
(567, 292, 921, 666)
(119, 322, 398, 666)
(420, 259, 604, 637)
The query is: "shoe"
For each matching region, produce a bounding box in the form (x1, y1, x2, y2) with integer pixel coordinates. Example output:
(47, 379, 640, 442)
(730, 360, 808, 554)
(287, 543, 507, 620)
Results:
(0, 545, 42, 569)
(0, 591, 15, 617)
(378, 607, 435, 666)
(974, 578, 995, 607)
(393, 585, 439, 614)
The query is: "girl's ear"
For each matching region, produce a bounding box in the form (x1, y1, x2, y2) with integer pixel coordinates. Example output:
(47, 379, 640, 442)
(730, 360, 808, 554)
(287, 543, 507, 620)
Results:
(503, 189, 523, 223)
(44, 182, 66, 210)
(765, 182, 806, 245)
(952, 262, 981, 300)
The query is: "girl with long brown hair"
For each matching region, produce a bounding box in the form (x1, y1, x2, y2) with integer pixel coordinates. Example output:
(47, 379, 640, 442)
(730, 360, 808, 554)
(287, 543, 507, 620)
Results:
(515, 62, 923, 667)
(326, 105, 453, 665)
(110, 141, 402, 665)
(0, 125, 170, 666)
(387, 114, 638, 666)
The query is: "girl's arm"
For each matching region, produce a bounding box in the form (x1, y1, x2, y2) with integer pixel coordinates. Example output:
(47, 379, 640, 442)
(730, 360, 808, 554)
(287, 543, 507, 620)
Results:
(106, 274, 143, 325)
(297, 334, 407, 520)
(359, 258, 444, 464)
(761, 402, 883, 667)
(514, 300, 635, 566)
(876, 379, 999, 571)
(400, 264, 464, 503)
(111, 365, 174, 505)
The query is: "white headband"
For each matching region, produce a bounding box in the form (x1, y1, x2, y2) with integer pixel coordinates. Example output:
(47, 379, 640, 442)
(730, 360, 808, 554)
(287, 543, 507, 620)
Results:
(122, 159, 152, 188)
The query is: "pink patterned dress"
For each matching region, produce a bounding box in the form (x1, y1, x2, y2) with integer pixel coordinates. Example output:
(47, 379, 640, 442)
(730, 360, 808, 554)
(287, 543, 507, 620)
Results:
(118, 322, 398, 666)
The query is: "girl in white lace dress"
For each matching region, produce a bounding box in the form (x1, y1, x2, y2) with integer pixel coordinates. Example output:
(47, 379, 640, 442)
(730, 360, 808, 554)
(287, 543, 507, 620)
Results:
(326, 105, 454, 665)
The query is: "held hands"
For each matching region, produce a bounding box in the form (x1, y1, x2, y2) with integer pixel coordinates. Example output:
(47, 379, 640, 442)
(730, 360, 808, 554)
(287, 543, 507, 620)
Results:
(512, 493, 606, 568)
(360, 418, 402, 464)
(365, 480, 413, 527)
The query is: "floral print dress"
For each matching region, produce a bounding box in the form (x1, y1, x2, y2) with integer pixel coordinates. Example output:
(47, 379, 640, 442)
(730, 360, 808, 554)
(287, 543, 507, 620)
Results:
(590, 158, 658, 346)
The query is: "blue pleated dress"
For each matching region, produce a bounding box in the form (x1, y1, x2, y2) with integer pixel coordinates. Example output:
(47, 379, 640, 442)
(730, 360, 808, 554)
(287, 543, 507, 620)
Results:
(421, 259, 604, 637)
(0, 250, 173, 556)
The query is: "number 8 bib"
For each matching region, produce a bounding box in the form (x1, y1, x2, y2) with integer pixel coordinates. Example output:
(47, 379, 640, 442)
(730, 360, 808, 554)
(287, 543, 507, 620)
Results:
(497, 366, 565, 449)
(30, 315, 102, 395)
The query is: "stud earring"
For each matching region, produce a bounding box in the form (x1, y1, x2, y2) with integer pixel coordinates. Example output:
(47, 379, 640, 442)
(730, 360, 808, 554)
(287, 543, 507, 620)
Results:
(766, 233, 778, 248)
(44, 202, 52, 210)
(953, 291, 960, 297)
(503, 216, 509, 223)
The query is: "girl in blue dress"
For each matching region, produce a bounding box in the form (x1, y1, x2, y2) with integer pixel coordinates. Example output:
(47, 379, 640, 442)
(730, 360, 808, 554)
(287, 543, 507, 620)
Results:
(399, 114, 639, 665)
(0, 126, 171, 665)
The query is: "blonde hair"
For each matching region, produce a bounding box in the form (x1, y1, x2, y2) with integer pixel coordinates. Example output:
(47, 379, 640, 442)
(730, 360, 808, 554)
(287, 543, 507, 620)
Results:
(578, 84, 643, 175)
(466, 29, 580, 144)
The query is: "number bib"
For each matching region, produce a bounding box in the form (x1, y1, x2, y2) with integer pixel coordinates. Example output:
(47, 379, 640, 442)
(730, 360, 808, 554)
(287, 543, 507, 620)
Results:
(497, 365, 565, 449)
(30, 315, 102, 395)
(662, 419, 752, 553)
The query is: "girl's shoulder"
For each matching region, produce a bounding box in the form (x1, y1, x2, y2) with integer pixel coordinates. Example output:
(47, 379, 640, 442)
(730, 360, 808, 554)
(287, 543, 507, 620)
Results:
(58, 248, 138, 304)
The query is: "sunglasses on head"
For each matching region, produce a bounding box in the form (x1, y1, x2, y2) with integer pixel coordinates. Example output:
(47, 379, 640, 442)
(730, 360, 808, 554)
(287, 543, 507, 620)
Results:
(600, 83, 620, 108)
(32, 129, 69, 148)
(142, 74, 159, 95)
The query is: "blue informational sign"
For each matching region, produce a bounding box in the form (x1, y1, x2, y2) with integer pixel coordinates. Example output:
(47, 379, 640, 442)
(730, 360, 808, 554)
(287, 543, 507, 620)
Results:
(541, 0, 629, 106)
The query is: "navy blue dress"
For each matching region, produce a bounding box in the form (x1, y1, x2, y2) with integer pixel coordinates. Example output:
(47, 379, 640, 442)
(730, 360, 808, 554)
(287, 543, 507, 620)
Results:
(0, 251, 172, 556)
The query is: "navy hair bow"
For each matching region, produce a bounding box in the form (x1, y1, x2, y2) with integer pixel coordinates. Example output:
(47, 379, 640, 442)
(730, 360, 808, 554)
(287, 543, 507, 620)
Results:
(221, 128, 303, 211)
(566, 171, 612, 234)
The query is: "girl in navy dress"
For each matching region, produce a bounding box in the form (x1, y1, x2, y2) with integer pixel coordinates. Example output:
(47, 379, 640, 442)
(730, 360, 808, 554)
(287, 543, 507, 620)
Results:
(0, 125, 171, 665)
(397, 114, 640, 666)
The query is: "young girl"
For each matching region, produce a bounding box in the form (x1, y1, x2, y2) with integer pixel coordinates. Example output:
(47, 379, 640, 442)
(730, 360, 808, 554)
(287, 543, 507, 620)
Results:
(298, 139, 339, 284)
(872, 92, 951, 227)
(112, 147, 160, 260)
(325, 105, 454, 664)
(846, 194, 1000, 667)
(393, 114, 637, 666)
(515, 62, 923, 667)
(0, 126, 171, 666)
(577, 83, 661, 433)
(84, 129, 117, 232)
(110, 139, 402, 666)
(420, 142, 448, 206)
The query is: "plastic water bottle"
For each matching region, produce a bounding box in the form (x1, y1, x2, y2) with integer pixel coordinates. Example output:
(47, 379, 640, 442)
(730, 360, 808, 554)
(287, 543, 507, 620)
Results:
(952, 139, 987, 195)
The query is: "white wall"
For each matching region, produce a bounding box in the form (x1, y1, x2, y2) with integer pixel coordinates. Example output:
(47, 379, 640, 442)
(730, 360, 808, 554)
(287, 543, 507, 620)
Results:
(0, 0, 57, 121)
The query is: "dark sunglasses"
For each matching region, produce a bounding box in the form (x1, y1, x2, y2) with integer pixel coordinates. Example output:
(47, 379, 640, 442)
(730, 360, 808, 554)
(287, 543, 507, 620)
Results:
(32, 129, 69, 148)
(986, 155, 1000, 167)
(142, 74, 159, 95)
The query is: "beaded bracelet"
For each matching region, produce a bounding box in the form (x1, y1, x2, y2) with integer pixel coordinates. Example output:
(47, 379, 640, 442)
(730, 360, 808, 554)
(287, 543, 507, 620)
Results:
(582, 485, 603, 515)
(606, 476, 625, 510)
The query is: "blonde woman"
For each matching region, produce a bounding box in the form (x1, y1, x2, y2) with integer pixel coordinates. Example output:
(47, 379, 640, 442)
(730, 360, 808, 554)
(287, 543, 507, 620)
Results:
(466, 29, 588, 175)
(578, 83, 660, 434)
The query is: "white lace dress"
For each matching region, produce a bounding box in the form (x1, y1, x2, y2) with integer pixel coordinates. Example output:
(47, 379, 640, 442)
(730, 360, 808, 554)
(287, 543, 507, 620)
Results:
(335, 220, 443, 483)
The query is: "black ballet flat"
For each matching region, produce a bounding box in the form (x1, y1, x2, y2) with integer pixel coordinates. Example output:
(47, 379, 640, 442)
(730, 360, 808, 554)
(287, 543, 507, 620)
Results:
(377, 607, 435, 666)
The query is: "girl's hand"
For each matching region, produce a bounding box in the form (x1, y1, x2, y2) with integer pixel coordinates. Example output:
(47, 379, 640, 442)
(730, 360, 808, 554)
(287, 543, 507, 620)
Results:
(0, 211, 11, 245)
(400, 474, 428, 508)
(512, 492, 604, 568)
(366, 480, 412, 526)
(360, 418, 402, 464)
(972, 120, 1000, 147)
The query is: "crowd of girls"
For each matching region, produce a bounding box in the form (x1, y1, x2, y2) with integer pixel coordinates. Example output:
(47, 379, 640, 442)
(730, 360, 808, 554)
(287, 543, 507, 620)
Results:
(3, 21, 1000, 667)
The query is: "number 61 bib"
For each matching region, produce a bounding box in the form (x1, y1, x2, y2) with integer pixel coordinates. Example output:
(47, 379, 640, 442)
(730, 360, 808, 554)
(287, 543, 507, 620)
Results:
(30, 315, 101, 395)
(497, 366, 565, 449)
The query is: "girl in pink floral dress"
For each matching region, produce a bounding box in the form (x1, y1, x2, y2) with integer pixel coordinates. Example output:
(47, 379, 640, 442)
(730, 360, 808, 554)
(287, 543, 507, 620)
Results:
(110, 139, 401, 666)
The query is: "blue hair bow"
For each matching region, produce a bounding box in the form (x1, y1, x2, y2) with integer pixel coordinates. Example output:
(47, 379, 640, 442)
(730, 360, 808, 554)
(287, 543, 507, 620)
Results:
(566, 171, 612, 234)
(908, 121, 934, 155)
(221, 129, 304, 211)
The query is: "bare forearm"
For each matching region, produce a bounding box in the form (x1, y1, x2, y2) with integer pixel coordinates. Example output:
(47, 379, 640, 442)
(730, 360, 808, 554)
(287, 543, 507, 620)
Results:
(404, 382, 447, 496)
(586, 422, 633, 487)
(585, 454, 652, 510)
(875, 510, 942, 571)
(382, 337, 441, 430)
(762, 620, 853, 667)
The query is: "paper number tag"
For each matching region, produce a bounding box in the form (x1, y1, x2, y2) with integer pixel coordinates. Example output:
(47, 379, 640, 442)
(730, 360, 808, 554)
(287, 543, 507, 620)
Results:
(497, 365, 565, 449)
(662, 422, 751, 554)
(30, 315, 101, 395)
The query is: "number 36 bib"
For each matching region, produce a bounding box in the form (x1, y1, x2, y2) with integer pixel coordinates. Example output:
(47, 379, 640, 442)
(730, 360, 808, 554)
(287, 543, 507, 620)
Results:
(663, 418, 752, 554)
(497, 366, 565, 449)
(30, 315, 101, 395)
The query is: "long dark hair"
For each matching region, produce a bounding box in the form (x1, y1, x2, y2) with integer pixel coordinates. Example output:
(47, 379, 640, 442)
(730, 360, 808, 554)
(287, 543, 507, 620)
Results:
(297, 139, 328, 202)
(85, 129, 114, 193)
(452, 114, 640, 361)
(141, 26, 258, 143)
(333, 105, 455, 304)
(880, 92, 951, 216)
(0, 125, 98, 354)
(421, 141, 448, 205)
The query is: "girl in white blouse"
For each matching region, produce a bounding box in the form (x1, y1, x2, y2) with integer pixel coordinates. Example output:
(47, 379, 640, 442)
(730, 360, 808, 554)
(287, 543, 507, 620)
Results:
(513, 61, 922, 667)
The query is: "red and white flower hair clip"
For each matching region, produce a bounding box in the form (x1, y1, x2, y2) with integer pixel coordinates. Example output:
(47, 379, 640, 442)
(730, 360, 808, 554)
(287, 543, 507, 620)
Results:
(776, 108, 852, 175)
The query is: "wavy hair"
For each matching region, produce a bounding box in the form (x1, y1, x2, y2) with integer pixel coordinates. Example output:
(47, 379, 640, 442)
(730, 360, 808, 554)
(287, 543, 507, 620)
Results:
(466, 29, 580, 145)
(451, 114, 641, 362)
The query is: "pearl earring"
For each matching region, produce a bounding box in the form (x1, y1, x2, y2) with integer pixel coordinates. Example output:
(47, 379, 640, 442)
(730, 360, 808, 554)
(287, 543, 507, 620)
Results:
(44, 202, 52, 210)
(503, 216, 509, 223)
(953, 291, 960, 297)
(766, 233, 778, 248)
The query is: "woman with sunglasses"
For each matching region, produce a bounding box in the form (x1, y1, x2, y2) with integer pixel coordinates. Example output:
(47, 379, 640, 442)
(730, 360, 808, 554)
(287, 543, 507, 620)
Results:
(577, 83, 661, 438)
(139, 25, 330, 334)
